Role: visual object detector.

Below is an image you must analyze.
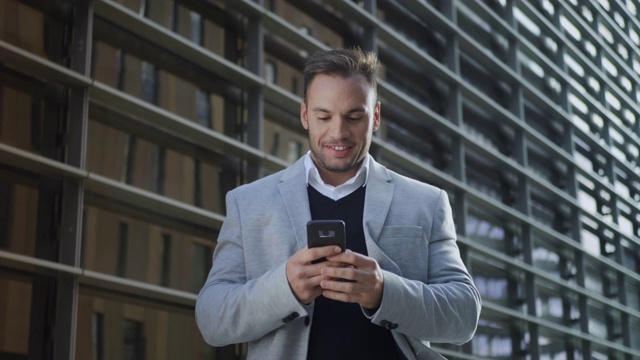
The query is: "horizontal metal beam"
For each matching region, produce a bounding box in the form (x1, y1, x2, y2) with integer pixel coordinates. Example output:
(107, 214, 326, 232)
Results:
(93, 0, 262, 89)
(0, 39, 90, 88)
(374, 137, 640, 278)
(0, 142, 226, 232)
(0, 33, 291, 173)
(480, 300, 640, 357)
(460, 233, 640, 318)
(215, 0, 332, 53)
(0, 249, 82, 277)
(89, 81, 289, 171)
(0, 142, 87, 179)
(85, 173, 225, 230)
(81, 269, 197, 310)
(0, 250, 196, 310)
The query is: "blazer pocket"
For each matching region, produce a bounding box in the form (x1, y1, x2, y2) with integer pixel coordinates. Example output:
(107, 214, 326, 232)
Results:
(379, 226, 422, 239)
(378, 226, 428, 280)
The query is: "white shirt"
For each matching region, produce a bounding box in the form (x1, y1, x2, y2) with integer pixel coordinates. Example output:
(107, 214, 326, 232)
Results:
(304, 151, 370, 201)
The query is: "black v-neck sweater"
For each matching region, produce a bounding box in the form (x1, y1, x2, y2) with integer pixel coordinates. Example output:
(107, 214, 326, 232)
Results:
(306, 185, 401, 360)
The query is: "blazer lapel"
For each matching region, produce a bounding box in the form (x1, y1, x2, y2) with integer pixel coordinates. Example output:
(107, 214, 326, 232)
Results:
(363, 158, 402, 275)
(278, 158, 312, 251)
(277, 156, 402, 275)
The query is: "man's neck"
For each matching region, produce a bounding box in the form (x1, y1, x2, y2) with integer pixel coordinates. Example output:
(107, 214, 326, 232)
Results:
(316, 167, 359, 187)
(304, 153, 370, 201)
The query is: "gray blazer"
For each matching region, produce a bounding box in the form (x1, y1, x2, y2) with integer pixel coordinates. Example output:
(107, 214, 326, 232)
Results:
(196, 156, 481, 360)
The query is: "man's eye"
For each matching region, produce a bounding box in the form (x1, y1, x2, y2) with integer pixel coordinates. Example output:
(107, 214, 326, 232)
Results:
(318, 117, 330, 121)
(348, 117, 362, 122)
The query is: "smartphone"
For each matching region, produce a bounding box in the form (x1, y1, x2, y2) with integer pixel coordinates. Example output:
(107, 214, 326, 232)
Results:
(307, 220, 346, 263)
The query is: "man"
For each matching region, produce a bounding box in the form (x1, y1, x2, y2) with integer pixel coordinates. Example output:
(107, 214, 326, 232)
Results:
(196, 48, 481, 360)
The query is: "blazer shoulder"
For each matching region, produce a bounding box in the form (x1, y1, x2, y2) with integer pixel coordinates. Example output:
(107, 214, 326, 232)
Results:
(387, 169, 443, 196)
(229, 157, 305, 198)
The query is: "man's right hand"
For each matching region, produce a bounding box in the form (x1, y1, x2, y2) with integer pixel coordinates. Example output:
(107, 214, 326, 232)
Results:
(285, 246, 343, 304)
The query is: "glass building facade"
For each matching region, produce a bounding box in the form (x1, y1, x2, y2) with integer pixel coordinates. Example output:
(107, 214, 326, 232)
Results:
(1, 0, 639, 359)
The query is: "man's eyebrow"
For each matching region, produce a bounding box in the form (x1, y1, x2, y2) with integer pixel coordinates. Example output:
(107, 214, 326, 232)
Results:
(312, 107, 366, 113)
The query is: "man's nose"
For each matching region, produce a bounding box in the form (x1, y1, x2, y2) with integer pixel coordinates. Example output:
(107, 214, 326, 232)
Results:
(328, 118, 349, 139)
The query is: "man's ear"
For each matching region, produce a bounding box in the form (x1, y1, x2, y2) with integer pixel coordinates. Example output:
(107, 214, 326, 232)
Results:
(300, 102, 309, 130)
(373, 101, 381, 132)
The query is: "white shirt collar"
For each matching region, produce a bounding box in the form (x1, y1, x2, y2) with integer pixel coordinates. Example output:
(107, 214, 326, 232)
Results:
(304, 151, 370, 201)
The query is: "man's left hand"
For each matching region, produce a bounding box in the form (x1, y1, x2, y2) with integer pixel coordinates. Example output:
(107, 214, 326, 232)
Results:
(319, 250, 384, 310)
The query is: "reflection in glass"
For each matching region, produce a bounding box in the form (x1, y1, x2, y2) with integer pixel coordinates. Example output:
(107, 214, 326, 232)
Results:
(92, 312, 104, 360)
(538, 326, 583, 360)
(533, 233, 577, 282)
(77, 292, 223, 360)
(472, 253, 527, 312)
(472, 314, 529, 358)
(123, 319, 145, 360)
(86, 120, 224, 213)
(0, 272, 32, 358)
(82, 205, 215, 293)
(467, 209, 522, 258)
(536, 280, 580, 328)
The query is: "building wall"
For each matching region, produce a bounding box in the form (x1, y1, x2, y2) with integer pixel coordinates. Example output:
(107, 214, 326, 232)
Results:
(0, 0, 639, 359)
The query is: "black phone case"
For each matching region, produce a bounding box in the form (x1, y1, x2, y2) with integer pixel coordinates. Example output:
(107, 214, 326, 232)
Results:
(307, 220, 346, 263)
(307, 220, 346, 250)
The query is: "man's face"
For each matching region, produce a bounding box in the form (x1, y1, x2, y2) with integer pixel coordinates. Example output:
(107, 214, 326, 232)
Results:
(300, 74, 380, 186)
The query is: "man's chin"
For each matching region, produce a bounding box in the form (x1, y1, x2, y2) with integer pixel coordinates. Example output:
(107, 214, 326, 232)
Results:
(312, 153, 361, 173)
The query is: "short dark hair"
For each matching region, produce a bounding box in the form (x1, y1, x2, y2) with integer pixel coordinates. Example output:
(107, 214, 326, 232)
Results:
(302, 47, 379, 102)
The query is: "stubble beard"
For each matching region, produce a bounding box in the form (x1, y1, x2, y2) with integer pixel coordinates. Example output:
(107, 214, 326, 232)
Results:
(309, 142, 367, 175)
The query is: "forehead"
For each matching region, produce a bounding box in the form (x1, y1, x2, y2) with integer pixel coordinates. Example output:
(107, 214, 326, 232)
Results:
(307, 74, 375, 102)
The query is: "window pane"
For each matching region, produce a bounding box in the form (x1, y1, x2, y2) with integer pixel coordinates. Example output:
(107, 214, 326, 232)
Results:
(82, 205, 216, 293)
(76, 290, 232, 360)
(86, 119, 225, 213)
(472, 312, 530, 358)
(0, 270, 32, 358)
(0, 167, 55, 259)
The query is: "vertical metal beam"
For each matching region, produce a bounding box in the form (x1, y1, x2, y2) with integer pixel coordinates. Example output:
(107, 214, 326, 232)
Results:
(441, 1, 466, 235)
(246, 3, 264, 181)
(441, 1, 467, 242)
(54, 1, 93, 359)
(361, 0, 378, 53)
(29, 180, 60, 360)
(221, 11, 243, 199)
(579, 4, 628, 343)
(505, 2, 539, 358)
(442, 2, 472, 356)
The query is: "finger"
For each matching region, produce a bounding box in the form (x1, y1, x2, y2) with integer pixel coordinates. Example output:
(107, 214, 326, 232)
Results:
(306, 245, 343, 264)
(289, 270, 326, 302)
(323, 261, 351, 269)
(326, 250, 371, 268)
(295, 262, 334, 281)
(321, 279, 380, 308)
(321, 265, 357, 281)
(320, 275, 363, 293)
(322, 289, 358, 304)
(293, 246, 315, 264)
(295, 283, 325, 304)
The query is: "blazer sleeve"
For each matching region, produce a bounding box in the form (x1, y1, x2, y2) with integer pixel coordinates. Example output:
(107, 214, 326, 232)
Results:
(195, 190, 307, 346)
(369, 190, 481, 344)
